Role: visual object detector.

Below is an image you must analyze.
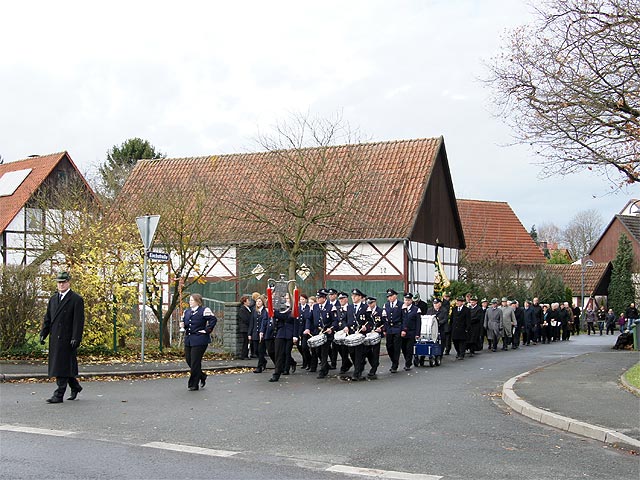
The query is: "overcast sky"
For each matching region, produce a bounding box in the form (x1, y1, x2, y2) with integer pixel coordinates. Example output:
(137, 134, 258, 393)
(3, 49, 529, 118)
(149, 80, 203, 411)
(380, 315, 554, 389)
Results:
(1, 0, 635, 233)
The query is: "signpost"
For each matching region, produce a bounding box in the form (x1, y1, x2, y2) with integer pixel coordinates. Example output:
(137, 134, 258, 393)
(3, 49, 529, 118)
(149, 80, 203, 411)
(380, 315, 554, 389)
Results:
(136, 215, 160, 363)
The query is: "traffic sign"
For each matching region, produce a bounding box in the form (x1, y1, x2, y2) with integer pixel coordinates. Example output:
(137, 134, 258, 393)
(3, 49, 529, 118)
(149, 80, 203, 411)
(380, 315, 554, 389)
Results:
(148, 251, 170, 262)
(136, 215, 160, 250)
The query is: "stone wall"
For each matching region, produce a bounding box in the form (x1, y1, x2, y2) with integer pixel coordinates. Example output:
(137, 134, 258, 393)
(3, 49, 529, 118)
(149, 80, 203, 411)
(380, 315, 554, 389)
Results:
(223, 302, 243, 358)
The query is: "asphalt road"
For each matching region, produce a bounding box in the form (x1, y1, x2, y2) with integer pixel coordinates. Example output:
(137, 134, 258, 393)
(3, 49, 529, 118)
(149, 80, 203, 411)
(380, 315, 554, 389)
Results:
(1, 334, 638, 479)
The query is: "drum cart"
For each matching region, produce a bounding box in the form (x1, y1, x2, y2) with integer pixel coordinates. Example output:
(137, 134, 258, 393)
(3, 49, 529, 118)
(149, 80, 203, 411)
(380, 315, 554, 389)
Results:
(414, 314, 443, 367)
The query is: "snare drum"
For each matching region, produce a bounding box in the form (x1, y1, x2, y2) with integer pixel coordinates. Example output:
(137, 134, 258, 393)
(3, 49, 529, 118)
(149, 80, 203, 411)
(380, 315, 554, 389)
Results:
(363, 331, 381, 346)
(333, 330, 347, 345)
(344, 333, 365, 347)
(308, 333, 327, 349)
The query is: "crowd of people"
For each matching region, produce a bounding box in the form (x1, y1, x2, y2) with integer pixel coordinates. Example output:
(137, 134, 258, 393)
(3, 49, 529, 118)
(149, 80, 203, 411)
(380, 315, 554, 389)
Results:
(229, 288, 639, 384)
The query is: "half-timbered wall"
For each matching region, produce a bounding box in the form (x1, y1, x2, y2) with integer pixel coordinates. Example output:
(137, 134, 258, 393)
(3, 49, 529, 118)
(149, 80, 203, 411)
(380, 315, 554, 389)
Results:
(408, 241, 459, 300)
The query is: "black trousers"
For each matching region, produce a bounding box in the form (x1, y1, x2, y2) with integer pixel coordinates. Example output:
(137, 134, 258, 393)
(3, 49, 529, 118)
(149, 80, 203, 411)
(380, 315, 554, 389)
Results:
(308, 344, 319, 372)
(255, 340, 268, 369)
(240, 334, 249, 358)
(318, 337, 332, 376)
(523, 325, 534, 345)
(297, 337, 311, 368)
(338, 343, 353, 373)
(401, 336, 416, 368)
(365, 342, 381, 374)
(185, 344, 208, 389)
(443, 330, 452, 354)
(453, 339, 466, 358)
(587, 322, 596, 334)
(512, 326, 521, 347)
(265, 339, 275, 364)
(347, 344, 366, 377)
(273, 338, 293, 377)
(54, 376, 81, 398)
(329, 342, 338, 367)
(386, 333, 402, 370)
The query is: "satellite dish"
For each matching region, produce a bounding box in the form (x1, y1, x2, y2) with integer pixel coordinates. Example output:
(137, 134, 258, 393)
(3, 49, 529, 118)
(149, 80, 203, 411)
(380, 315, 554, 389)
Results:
(585, 259, 595, 268)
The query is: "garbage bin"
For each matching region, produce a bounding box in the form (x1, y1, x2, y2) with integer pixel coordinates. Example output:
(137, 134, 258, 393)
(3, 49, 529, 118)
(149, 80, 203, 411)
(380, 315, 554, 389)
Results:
(632, 320, 639, 351)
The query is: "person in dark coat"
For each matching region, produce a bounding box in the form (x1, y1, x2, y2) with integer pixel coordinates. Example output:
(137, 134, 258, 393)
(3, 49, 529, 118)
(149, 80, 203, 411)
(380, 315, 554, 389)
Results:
(250, 297, 269, 373)
(533, 298, 544, 342)
(382, 288, 403, 373)
(400, 293, 421, 370)
(259, 308, 276, 366)
(572, 303, 581, 334)
(304, 289, 333, 378)
(345, 288, 371, 380)
(296, 294, 312, 370)
(522, 300, 536, 345)
(511, 300, 524, 349)
(365, 297, 384, 379)
(466, 296, 483, 357)
(450, 296, 471, 359)
(624, 302, 639, 331)
(333, 292, 352, 375)
(441, 292, 452, 355)
(181, 293, 218, 390)
(269, 305, 297, 382)
(39, 271, 85, 403)
(238, 296, 252, 359)
(559, 302, 572, 340)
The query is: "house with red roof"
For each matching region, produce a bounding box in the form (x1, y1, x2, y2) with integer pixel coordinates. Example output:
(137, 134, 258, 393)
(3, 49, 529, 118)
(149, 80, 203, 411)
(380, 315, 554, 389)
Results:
(119, 137, 466, 302)
(0, 152, 97, 266)
(456, 199, 547, 284)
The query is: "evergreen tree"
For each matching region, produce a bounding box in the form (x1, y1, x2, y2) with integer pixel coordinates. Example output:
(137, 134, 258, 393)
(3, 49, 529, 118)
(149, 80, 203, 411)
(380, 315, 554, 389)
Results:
(99, 138, 165, 199)
(608, 233, 635, 315)
(529, 225, 538, 244)
(529, 269, 566, 304)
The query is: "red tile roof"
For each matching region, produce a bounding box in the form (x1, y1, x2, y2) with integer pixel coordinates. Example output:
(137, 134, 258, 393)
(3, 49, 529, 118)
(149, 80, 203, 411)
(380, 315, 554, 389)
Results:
(0, 152, 67, 233)
(120, 138, 452, 244)
(545, 262, 611, 296)
(456, 199, 547, 266)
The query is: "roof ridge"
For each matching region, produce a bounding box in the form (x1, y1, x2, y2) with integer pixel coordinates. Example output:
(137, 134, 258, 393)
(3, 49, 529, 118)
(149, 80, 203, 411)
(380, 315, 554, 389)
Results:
(136, 137, 442, 164)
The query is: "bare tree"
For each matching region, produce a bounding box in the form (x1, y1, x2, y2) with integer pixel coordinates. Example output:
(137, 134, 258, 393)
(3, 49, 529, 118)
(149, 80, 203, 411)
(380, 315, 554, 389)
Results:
(486, 0, 640, 186)
(221, 113, 373, 291)
(116, 175, 227, 347)
(537, 221, 564, 245)
(562, 209, 605, 259)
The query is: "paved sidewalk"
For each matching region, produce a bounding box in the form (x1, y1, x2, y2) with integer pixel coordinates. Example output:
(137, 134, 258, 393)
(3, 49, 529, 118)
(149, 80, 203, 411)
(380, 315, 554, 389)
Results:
(0, 357, 258, 380)
(505, 350, 640, 448)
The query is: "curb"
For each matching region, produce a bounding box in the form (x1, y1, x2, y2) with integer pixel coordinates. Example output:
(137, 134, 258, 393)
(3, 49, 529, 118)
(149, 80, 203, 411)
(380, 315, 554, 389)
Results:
(0, 364, 254, 382)
(502, 371, 640, 450)
(620, 371, 640, 397)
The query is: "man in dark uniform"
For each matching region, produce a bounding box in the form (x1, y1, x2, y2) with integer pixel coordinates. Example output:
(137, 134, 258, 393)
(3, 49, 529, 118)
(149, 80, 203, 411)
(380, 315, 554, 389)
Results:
(450, 296, 470, 360)
(512, 300, 524, 349)
(333, 292, 352, 374)
(572, 302, 581, 335)
(533, 297, 544, 342)
(269, 303, 296, 382)
(39, 272, 85, 403)
(441, 292, 452, 355)
(238, 296, 252, 359)
(365, 297, 383, 379)
(296, 294, 311, 369)
(345, 288, 370, 381)
(304, 289, 333, 379)
(400, 293, 421, 370)
(382, 288, 403, 373)
(466, 296, 483, 357)
(326, 288, 340, 369)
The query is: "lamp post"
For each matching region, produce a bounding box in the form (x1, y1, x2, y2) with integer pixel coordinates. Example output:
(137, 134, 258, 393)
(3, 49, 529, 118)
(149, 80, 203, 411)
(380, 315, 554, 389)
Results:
(580, 257, 595, 330)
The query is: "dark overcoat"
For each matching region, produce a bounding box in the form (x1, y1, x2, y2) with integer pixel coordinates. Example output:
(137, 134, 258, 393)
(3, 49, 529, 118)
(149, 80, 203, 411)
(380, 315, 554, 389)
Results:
(40, 290, 85, 377)
(468, 304, 484, 347)
(450, 305, 471, 341)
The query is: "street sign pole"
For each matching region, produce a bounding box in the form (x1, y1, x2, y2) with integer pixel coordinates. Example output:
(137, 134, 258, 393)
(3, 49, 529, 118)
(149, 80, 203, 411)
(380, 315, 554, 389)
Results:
(136, 215, 160, 363)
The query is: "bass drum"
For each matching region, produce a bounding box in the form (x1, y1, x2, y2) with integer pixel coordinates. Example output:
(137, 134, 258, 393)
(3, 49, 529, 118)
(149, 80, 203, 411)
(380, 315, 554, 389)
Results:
(333, 330, 348, 345)
(363, 332, 381, 346)
(307, 333, 327, 349)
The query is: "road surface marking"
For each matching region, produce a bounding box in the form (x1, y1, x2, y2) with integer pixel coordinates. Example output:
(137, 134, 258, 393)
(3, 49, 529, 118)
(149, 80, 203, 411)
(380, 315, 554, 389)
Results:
(0, 424, 75, 437)
(326, 464, 442, 479)
(142, 441, 239, 457)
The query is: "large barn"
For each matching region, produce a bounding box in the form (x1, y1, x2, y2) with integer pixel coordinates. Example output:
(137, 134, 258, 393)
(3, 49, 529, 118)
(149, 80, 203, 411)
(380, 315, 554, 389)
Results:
(119, 137, 466, 303)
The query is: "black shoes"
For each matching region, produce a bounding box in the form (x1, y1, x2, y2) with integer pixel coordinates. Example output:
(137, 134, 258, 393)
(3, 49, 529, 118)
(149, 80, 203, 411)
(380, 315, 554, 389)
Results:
(316, 374, 327, 379)
(367, 373, 378, 380)
(188, 386, 199, 391)
(200, 376, 206, 388)
(268, 375, 279, 382)
(67, 386, 83, 400)
(290, 363, 296, 373)
(253, 367, 263, 374)
(404, 366, 412, 371)
(46, 396, 63, 404)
